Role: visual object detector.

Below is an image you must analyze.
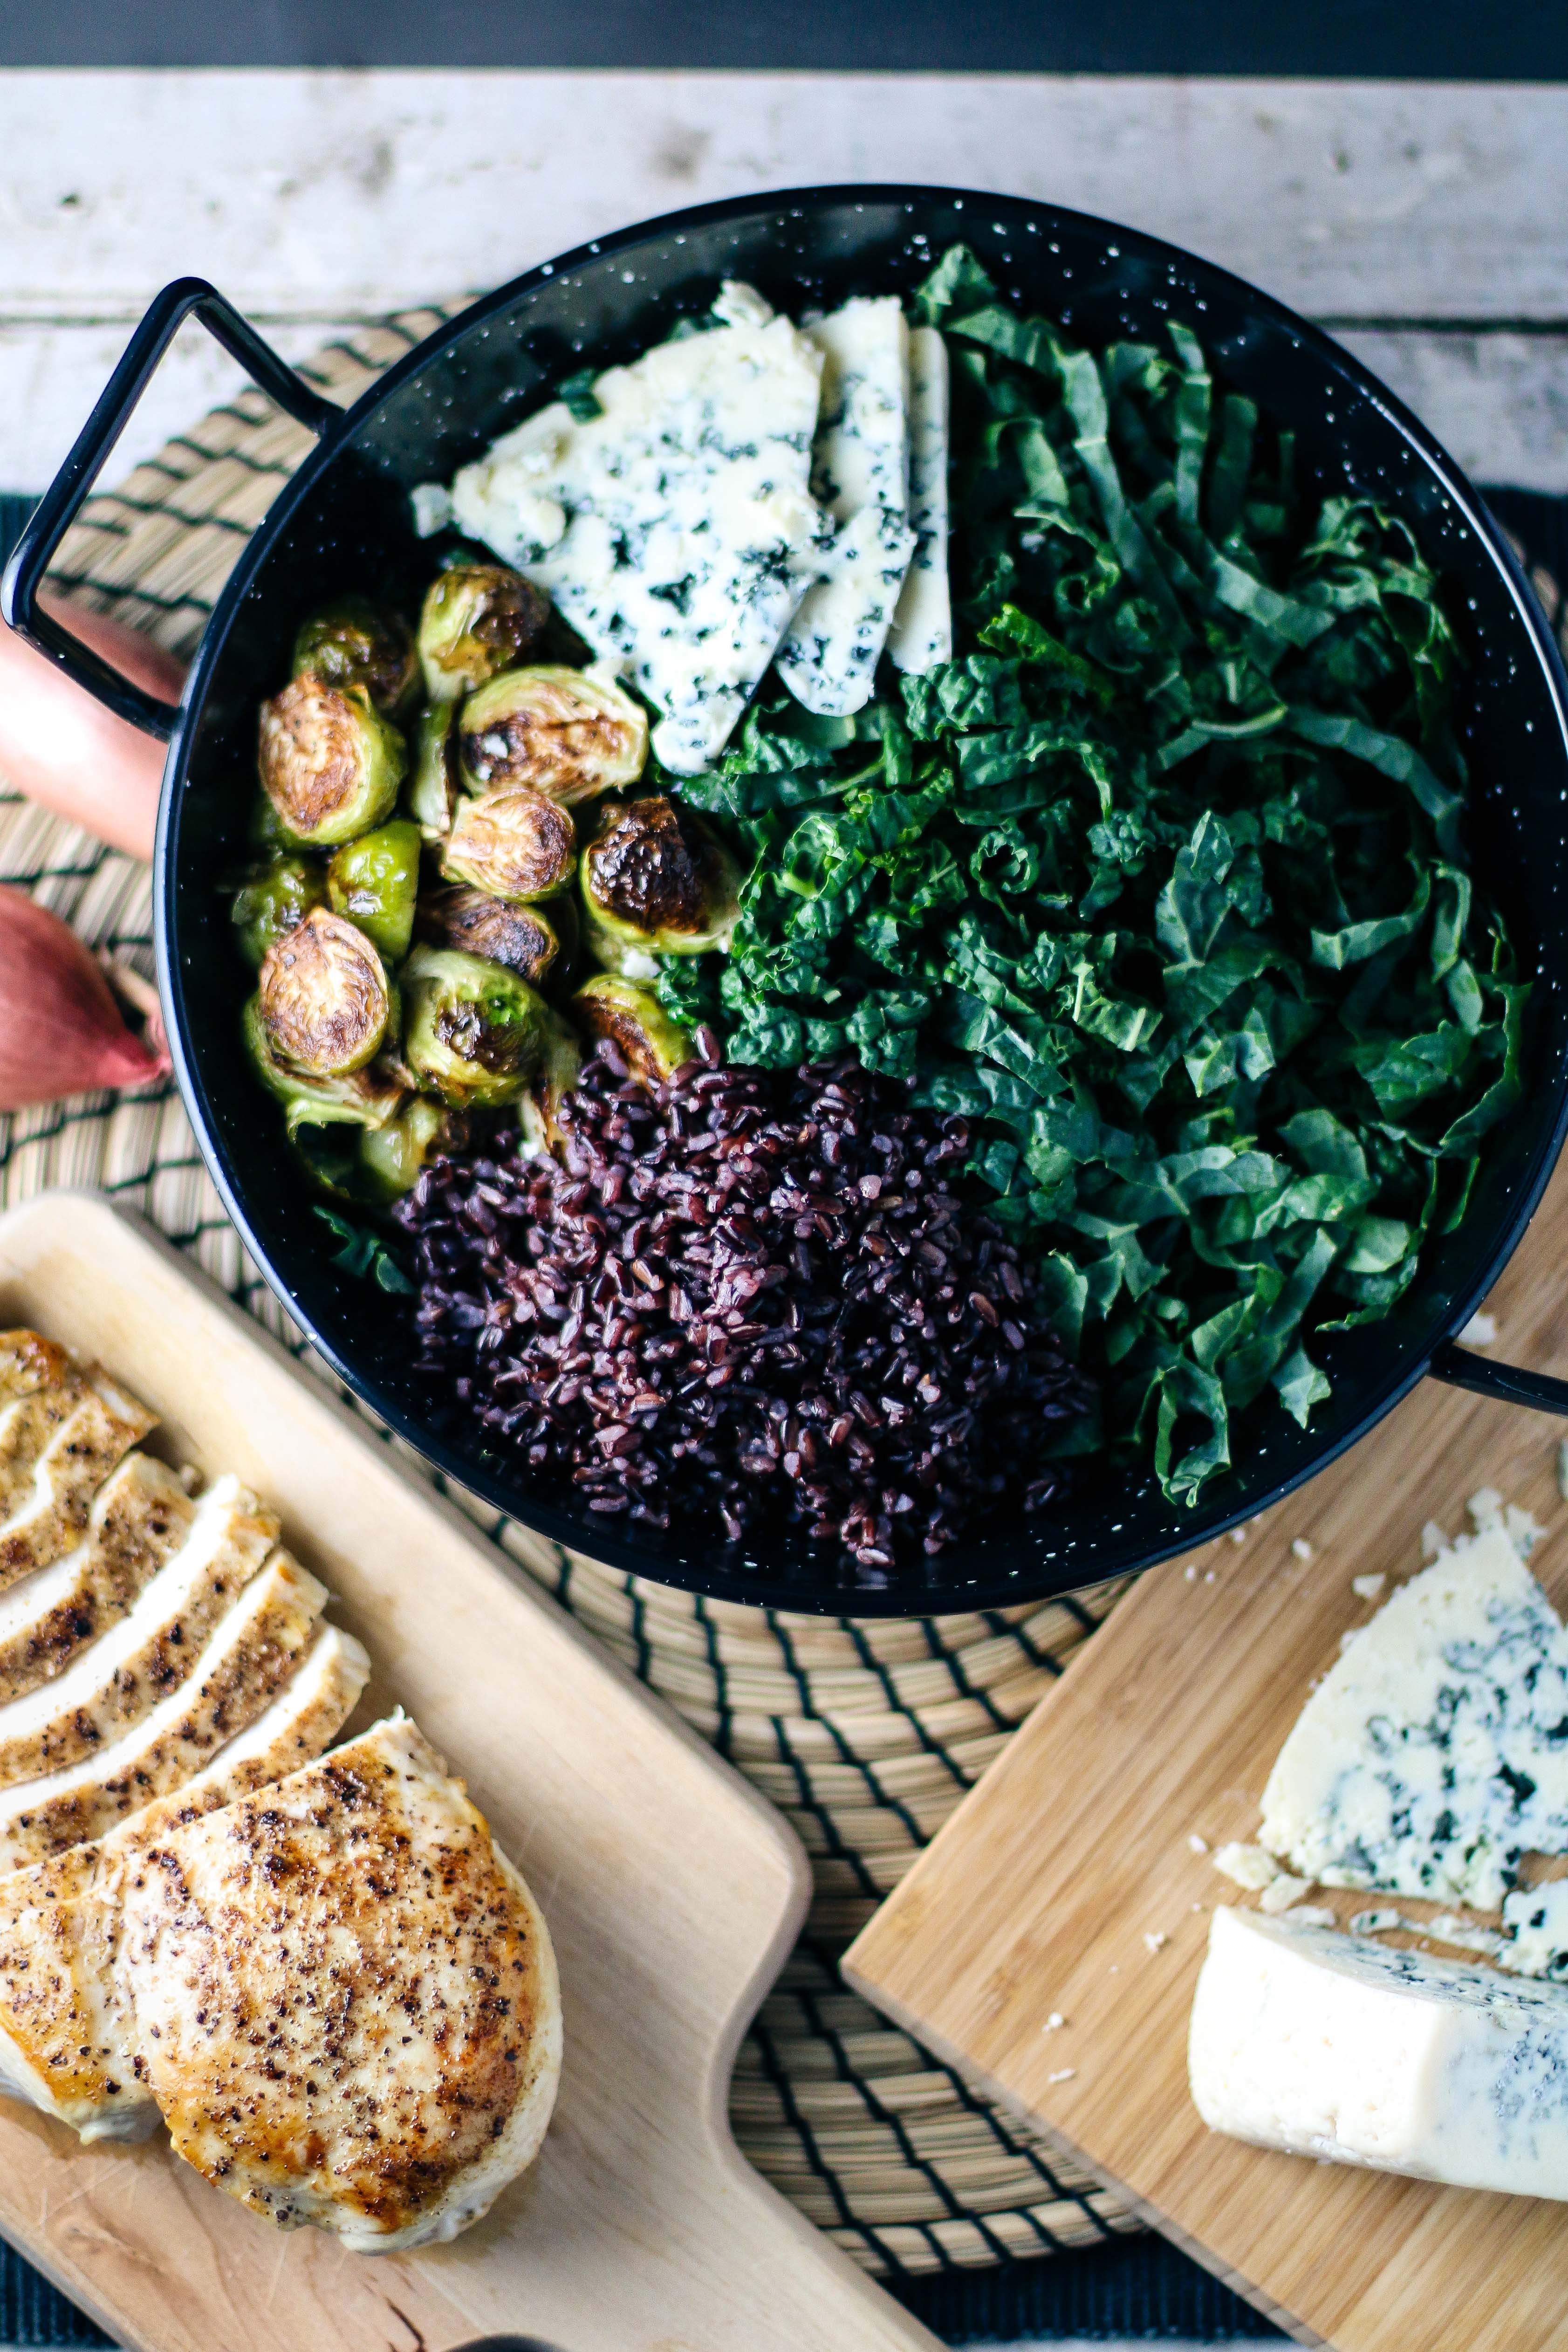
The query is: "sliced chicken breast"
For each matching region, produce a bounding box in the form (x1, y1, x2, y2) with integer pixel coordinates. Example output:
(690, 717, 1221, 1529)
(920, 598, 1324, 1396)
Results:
(0, 1553, 327, 1870)
(0, 1456, 195, 1706)
(0, 1624, 370, 2144)
(120, 1716, 561, 2250)
(0, 1474, 279, 1787)
(0, 1355, 155, 1592)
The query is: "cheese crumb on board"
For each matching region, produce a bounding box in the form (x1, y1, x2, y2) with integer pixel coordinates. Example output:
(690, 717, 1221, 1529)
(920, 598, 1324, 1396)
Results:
(1291, 1539, 1314, 1562)
(1350, 1573, 1386, 1601)
(1189, 1906, 1568, 2201)
(1043, 2011, 1067, 2031)
(1212, 1842, 1280, 1891)
(1350, 1908, 1404, 1935)
(1259, 1517, 1568, 1909)
(1046, 2068, 1076, 2084)
(1143, 1931, 1169, 1954)
(1258, 1874, 1313, 1915)
(1280, 1904, 1337, 1927)
(1186, 1833, 1209, 1855)
(1501, 1882, 1568, 1981)
(1557, 1440, 1568, 1503)
(1458, 1311, 1498, 1345)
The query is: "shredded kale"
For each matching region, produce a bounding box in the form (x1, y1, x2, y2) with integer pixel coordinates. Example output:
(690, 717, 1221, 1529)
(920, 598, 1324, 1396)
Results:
(663, 247, 1526, 1506)
(312, 1206, 414, 1294)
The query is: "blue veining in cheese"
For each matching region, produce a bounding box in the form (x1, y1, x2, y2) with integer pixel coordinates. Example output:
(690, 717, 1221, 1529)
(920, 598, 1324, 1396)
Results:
(1190, 1904, 1568, 2200)
(1260, 1523, 1568, 1910)
(889, 324, 952, 675)
(446, 284, 825, 774)
(776, 296, 916, 718)
(1501, 1879, 1568, 1980)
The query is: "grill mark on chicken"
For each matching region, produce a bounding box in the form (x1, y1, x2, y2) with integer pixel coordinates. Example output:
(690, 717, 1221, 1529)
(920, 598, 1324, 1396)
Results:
(0, 1474, 280, 1788)
(0, 1554, 328, 1870)
(0, 1455, 193, 1706)
(120, 1720, 561, 2249)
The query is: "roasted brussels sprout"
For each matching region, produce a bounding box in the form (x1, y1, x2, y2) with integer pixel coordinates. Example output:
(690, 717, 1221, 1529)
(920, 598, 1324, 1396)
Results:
(518, 1010, 583, 1160)
(417, 885, 572, 990)
(402, 945, 551, 1109)
(258, 676, 407, 848)
(291, 597, 418, 715)
(357, 1096, 461, 1202)
(459, 665, 648, 805)
(407, 702, 460, 841)
(417, 563, 550, 702)
(579, 794, 740, 977)
(230, 857, 325, 970)
(258, 908, 395, 1077)
(443, 787, 576, 904)
(326, 820, 422, 964)
(242, 996, 402, 1140)
(572, 974, 693, 1088)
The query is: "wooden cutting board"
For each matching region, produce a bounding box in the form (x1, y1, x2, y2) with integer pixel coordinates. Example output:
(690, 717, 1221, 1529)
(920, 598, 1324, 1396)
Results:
(846, 1151, 1568, 2352)
(0, 1189, 938, 2352)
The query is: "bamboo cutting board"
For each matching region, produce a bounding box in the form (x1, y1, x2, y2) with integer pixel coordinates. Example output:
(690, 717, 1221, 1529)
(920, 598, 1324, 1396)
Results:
(0, 1190, 938, 2352)
(846, 1152, 1568, 2352)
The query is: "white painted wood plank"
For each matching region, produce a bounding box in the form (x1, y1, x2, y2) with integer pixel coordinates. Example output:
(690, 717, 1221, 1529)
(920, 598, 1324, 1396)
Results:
(0, 70, 1564, 326)
(3, 321, 1562, 500)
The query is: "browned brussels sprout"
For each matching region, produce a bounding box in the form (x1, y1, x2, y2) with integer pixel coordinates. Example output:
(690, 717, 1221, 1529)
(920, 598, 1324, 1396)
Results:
(258, 908, 394, 1077)
(459, 665, 647, 805)
(417, 885, 571, 990)
(402, 945, 551, 1109)
(572, 973, 693, 1088)
(326, 819, 423, 964)
(580, 793, 740, 977)
(407, 702, 460, 841)
(291, 597, 418, 715)
(443, 786, 576, 904)
(241, 996, 403, 1140)
(417, 563, 549, 702)
(231, 857, 325, 970)
(258, 676, 407, 848)
(519, 1010, 583, 1159)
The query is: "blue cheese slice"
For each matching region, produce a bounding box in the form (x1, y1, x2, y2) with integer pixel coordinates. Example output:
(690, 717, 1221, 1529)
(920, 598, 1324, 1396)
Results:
(889, 324, 952, 674)
(776, 296, 916, 717)
(1190, 1904, 1568, 2200)
(447, 285, 824, 775)
(1259, 1522, 1568, 1910)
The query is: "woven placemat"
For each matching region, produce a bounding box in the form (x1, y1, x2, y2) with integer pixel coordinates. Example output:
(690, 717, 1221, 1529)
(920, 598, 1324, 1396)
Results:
(1, 308, 1137, 2282)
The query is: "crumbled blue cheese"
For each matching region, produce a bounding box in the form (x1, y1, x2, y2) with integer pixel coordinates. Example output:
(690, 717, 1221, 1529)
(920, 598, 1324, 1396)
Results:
(1260, 1521, 1568, 1909)
(888, 324, 952, 675)
(1190, 1905, 1568, 2200)
(1501, 1881, 1568, 1980)
(447, 284, 825, 774)
(776, 296, 916, 717)
(1212, 1841, 1281, 1892)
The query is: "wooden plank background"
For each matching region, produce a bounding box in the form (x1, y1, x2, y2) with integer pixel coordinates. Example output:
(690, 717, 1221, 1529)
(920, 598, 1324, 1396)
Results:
(0, 73, 1565, 493)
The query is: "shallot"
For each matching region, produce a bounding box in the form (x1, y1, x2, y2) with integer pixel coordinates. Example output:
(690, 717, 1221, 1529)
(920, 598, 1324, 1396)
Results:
(0, 888, 169, 1110)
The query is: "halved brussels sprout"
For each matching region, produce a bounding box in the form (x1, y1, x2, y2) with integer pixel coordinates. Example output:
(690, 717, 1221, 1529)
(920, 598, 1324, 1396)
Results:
(459, 665, 648, 805)
(231, 857, 325, 971)
(580, 794, 740, 977)
(407, 702, 460, 841)
(418, 563, 550, 702)
(572, 974, 693, 1088)
(258, 676, 407, 848)
(357, 1096, 462, 1203)
(402, 945, 551, 1109)
(418, 885, 572, 990)
(292, 597, 418, 715)
(327, 820, 423, 964)
(518, 1010, 584, 1160)
(242, 996, 403, 1141)
(443, 787, 576, 904)
(258, 908, 395, 1077)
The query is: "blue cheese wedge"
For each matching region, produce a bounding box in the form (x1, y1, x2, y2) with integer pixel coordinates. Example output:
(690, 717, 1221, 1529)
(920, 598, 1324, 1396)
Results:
(1259, 1522, 1568, 1910)
(776, 296, 916, 717)
(447, 285, 824, 774)
(889, 324, 952, 674)
(1501, 1881, 1568, 1980)
(1190, 1905, 1568, 2199)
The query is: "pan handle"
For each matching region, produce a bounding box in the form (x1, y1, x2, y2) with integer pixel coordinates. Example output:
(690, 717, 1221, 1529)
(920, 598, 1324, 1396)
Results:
(1429, 1342, 1568, 1417)
(0, 277, 341, 743)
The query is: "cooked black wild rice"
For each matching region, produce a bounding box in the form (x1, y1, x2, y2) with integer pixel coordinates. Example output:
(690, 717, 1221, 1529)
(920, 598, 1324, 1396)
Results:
(398, 1036, 1095, 1566)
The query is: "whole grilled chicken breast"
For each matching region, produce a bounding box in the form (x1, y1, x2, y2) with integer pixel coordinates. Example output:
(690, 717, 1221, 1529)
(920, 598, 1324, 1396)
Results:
(0, 1624, 370, 2143)
(119, 1716, 561, 2250)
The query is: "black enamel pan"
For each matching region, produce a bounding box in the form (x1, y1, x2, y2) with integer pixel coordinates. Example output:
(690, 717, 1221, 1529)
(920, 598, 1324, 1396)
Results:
(7, 185, 1568, 1615)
